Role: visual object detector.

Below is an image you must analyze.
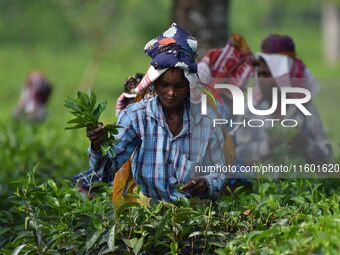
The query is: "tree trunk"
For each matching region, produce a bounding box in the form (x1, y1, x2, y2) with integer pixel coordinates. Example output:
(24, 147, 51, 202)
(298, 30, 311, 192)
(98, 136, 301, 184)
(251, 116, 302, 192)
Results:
(172, 0, 230, 58)
(322, 2, 340, 65)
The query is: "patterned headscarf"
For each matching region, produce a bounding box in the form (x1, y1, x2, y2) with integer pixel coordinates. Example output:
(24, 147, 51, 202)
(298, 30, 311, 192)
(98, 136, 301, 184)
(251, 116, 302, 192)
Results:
(253, 35, 320, 103)
(134, 23, 201, 104)
(198, 33, 255, 97)
(25, 71, 52, 104)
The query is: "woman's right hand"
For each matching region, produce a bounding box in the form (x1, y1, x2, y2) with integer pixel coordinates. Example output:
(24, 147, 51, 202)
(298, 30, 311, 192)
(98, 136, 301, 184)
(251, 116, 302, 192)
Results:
(86, 124, 106, 152)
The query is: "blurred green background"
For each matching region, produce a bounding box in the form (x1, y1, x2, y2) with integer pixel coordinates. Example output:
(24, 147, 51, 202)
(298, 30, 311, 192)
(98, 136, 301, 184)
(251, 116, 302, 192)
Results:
(0, 0, 339, 181)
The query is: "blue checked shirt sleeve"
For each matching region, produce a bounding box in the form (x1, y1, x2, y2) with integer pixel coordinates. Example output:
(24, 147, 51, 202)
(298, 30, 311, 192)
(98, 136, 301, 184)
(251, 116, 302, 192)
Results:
(88, 147, 102, 169)
(88, 110, 141, 174)
(72, 147, 104, 188)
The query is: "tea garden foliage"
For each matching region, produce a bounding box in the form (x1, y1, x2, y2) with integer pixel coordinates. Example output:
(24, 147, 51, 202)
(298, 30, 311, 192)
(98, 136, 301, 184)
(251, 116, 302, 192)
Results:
(1, 162, 340, 254)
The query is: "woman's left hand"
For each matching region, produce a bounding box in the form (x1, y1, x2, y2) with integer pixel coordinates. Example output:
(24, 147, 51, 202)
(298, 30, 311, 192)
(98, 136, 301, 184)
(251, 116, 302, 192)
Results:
(182, 177, 208, 197)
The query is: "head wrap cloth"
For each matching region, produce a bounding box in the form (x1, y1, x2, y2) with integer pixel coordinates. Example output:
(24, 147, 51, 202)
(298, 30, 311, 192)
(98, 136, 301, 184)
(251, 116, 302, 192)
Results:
(115, 92, 137, 116)
(198, 34, 255, 87)
(197, 33, 255, 102)
(261, 34, 296, 58)
(253, 34, 320, 103)
(115, 74, 145, 116)
(134, 23, 202, 104)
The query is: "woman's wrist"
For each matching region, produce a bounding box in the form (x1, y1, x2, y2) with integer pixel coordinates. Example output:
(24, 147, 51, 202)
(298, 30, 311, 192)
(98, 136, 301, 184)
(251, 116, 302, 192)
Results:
(91, 142, 101, 153)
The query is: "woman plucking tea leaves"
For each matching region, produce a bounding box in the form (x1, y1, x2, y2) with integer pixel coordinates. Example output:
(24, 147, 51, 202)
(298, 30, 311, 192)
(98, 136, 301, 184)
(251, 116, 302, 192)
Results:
(76, 24, 227, 203)
(67, 74, 145, 200)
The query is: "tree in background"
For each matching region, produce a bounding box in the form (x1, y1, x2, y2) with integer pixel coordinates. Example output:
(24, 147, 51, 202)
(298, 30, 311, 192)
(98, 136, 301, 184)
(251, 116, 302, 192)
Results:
(172, 0, 230, 57)
(322, 0, 340, 65)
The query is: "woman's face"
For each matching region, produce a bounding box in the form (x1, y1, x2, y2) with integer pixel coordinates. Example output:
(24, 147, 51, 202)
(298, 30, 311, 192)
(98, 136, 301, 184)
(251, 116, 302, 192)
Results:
(258, 58, 276, 100)
(155, 68, 189, 110)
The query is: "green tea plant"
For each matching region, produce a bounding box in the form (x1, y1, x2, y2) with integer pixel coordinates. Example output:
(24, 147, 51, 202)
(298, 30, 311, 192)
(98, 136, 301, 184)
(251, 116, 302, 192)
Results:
(64, 90, 121, 155)
(2, 166, 340, 254)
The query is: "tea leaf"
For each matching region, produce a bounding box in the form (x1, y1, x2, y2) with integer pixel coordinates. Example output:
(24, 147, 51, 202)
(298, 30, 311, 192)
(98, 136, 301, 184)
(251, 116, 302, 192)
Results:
(12, 244, 27, 255)
(107, 225, 116, 251)
(86, 230, 101, 251)
(93, 101, 107, 122)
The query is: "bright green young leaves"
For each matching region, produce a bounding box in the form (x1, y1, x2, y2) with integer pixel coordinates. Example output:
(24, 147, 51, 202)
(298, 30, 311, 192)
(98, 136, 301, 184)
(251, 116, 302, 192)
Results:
(64, 90, 121, 155)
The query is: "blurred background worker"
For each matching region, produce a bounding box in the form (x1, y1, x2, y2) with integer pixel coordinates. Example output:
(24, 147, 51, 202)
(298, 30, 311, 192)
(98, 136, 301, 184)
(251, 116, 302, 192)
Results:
(115, 73, 154, 117)
(235, 34, 332, 164)
(13, 71, 53, 122)
(197, 33, 255, 126)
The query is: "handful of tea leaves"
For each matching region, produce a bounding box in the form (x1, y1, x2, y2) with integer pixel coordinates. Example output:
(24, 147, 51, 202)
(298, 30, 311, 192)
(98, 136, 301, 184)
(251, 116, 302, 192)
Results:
(64, 90, 121, 155)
